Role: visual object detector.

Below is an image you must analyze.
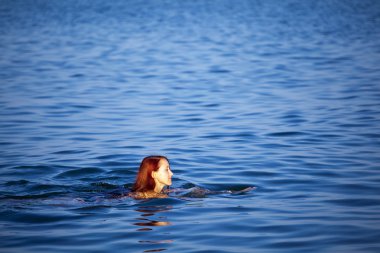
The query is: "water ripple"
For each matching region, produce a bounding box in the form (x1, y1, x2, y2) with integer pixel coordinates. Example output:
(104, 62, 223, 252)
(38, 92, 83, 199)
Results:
(1, 0, 380, 252)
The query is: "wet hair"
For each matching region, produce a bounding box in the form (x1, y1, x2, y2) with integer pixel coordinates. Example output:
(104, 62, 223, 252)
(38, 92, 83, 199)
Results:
(132, 156, 169, 192)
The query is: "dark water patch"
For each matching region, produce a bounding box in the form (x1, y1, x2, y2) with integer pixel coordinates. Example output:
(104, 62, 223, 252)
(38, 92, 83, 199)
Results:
(3, 179, 30, 187)
(96, 154, 130, 160)
(1, 211, 79, 224)
(314, 133, 345, 139)
(133, 198, 186, 209)
(0, 110, 34, 116)
(282, 117, 307, 124)
(141, 74, 158, 79)
(214, 114, 236, 120)
(267, 131, 309, 137)
(266, 178, 319, 188)
(323, 227, 380, 245)
(2, 191, 67, 201)
(70, 205, 112, 214)
(90, 182, 119, 190)
(70, 73, 85, 78)
(155, 133, 187, 139)
(325, 198, 380, 208)
(320, 157, 363, 167)
(180, 117, 204, 123)
(52, 149, 89, 155)
(27, 183, 70, 193)
(307, 169, 341, 178)
(28, 136, 51, 141)
(256, 224, 302, 234)
(203, 103, 219, 108)
(5, 165, 58, 177)
(120, 183, 133, 192)
(208, 68, 231, 74)
(234, 131, 257, 138)
(55, 167, 105, 179)
(163, 147, 204, 155)
(258, 143, 294, 149)
(67, 103, 95, 110)
(269, 240, 326, 252)
(333, 183, 380, 195)
(44, 125, 79, 129)
(120, 145, 145, 149)
(70, 137, 97, 141)
(337, 123, 372, 128)
(97, 160, 132, 169)
(108, 168, 135, 177)
(0, 141, 16, 145)
(201, 131, 256, 139)
(240, 170, 278, 178)
(2, 119, 38, 124)
(359, 133, 380, 140)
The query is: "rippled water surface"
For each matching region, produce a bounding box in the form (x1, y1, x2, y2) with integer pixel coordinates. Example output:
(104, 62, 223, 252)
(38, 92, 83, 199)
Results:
(1, 0, 380, 252)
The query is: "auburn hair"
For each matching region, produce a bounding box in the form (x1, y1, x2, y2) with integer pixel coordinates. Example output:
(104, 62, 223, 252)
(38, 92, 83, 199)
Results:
(132, 156, 169, 192)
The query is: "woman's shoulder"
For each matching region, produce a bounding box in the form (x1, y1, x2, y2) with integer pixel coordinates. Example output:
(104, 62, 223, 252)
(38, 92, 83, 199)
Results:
(128, 191, 168, 199)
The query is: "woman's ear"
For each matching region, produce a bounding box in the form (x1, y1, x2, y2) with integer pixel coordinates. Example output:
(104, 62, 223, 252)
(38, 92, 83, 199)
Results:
(151, 171, 156, 179)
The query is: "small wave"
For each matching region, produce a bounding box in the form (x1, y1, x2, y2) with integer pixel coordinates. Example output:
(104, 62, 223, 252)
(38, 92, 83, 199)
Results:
(52, 150, 88, 155)
(208, 68, 231, 74)
(2, 191, 66, 200)
(55, 167, 105, 178)
(4, 179, 30, 186)
(267, 131, 308, 137)
(90, 182, 119, 190)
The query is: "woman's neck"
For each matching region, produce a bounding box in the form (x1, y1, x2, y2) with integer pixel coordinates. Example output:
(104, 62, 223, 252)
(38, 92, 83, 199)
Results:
(154, 182, 165, 193)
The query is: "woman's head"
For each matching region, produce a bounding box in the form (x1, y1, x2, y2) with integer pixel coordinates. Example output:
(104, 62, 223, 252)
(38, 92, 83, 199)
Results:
(132, 156, 173, 193)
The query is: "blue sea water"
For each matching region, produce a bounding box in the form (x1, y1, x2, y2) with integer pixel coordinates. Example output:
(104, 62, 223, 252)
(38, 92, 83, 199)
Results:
(1, 0, 380, 252)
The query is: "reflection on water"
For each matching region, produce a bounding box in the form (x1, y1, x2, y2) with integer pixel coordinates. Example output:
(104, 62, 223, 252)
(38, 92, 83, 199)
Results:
(134, 220, 171, 229)
(143, 248, 169, 253)
(134, 205, 173, 252)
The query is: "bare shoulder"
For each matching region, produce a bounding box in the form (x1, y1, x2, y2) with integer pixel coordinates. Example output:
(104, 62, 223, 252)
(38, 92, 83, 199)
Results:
(128, 191, 168, 199)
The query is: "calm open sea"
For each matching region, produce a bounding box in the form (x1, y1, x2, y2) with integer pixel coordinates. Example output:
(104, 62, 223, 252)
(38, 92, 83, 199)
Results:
(1, 0, 380, 252)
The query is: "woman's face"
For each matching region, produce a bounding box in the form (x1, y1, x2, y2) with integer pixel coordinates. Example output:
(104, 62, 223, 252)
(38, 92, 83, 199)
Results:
(154, 159, 173, 186)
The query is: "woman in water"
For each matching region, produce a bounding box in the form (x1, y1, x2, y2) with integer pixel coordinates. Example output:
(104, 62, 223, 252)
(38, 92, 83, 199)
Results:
(128, 155, 254, 199)
(130, 156, 173, 199)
